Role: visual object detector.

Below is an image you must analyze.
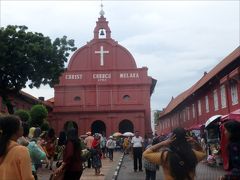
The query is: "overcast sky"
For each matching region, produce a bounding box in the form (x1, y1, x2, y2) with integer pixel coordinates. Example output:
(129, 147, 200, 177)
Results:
(1, 1, 239, 111)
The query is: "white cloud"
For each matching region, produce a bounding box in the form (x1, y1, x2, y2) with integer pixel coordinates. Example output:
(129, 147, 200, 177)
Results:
(1, 0, 239, 111)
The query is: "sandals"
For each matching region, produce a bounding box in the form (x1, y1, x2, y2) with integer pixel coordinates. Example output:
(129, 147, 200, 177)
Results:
(95, 172, 104, 176)
(97, 173, 104, 176)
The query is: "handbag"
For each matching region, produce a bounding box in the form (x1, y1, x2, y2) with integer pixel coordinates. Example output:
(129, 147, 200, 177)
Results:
(81, 149, 91, 162)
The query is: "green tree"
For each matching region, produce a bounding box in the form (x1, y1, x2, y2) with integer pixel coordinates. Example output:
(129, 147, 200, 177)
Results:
(154, 110, 161, 125)
(14, 109, 30, 122)
(30, 104, 48, 127)
(0, 25, 77, 114)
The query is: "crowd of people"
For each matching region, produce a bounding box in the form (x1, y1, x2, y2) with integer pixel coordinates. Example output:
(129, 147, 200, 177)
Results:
(0, 114, 239, 180)
(0, 115, 118, 180)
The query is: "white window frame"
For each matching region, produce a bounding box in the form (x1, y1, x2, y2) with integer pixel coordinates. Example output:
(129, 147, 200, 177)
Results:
(192, 104, 195, 118)
(213, 89, 219, 111)
(220, 85, 227, 108)
(198, 100, 201, 116)
(205, 95, 209, 113)
(183, 110, 186, 121)
(187, 107, 190, 120)
(231, 82, 239, 105)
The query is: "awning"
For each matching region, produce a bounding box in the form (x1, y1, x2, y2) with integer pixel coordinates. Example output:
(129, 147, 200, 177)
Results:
(205, 115, 222, 128)
(221, 109, 240, 122)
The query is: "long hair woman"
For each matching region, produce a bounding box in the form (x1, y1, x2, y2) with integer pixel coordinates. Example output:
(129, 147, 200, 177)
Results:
(0, 115, 34, 180)
(56, 128, 83, 180)
(143, 127, 206, 180)
(221, 120, 240, 180)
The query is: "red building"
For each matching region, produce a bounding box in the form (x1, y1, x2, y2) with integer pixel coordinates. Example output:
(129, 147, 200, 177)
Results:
(0, 91, 51, 114)
(50, 12, 156, 137)
(156, 47, 240, 134)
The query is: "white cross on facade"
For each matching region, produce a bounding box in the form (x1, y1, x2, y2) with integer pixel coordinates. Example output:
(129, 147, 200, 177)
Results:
(95, 46, 109, 66)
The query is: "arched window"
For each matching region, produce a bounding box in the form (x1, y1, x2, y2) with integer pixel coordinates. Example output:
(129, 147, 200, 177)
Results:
(119, 119, 134, 133)
(98, 28, 106, 39)
(91, 120, 106, 135)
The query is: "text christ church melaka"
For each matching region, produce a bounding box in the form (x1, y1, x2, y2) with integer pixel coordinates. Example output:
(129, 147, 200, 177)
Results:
(50, 9, 156, 137)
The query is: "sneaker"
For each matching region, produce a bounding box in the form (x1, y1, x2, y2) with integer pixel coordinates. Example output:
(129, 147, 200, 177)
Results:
(139, 169, 143, 172)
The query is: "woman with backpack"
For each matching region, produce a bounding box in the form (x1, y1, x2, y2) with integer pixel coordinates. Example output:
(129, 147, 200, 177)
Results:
(143, 127, 206, 180)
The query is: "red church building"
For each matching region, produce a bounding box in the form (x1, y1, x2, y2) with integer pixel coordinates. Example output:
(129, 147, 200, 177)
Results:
(156, 47, 240, 135)
(50, 10, 156, 137)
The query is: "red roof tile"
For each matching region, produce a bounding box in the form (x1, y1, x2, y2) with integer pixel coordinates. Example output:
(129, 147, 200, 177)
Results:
(19, 91, 52, 108)
(160, 46, 240, 118)
(46, 97, 54, 103)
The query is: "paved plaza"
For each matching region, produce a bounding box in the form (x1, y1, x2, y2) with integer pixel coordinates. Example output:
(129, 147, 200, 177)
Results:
(38, 152, 122, 180)
(118, 154, 226, 180)
(37, 151, 227, 180)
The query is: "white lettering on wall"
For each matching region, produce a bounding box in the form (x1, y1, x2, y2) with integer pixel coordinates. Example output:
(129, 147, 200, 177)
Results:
(93, 73, 111, 81)
(119, 73, 139, 78)
(65, 74, 83, 80)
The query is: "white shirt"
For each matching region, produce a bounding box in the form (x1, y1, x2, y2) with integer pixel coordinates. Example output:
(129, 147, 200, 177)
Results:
(131, 136, 143, 148)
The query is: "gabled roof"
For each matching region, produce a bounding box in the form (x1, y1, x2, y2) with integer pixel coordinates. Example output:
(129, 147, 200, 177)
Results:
(19, 90, 40, 102)
(46, 97, 54, 103)
(19, 91, 53, 108)
(160, 46, 240, 118)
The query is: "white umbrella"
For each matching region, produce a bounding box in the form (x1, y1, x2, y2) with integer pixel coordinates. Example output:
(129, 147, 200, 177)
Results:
(123, 132, 134, 137)
(205, 115, 222, 128)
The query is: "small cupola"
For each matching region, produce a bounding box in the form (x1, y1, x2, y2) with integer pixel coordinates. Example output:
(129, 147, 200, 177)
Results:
(93, 4, 111, 39)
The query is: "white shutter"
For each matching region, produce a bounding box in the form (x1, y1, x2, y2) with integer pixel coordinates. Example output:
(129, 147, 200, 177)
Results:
(221, 85, 227, 108)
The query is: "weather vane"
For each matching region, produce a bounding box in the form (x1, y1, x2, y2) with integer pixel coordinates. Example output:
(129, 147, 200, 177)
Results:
(100, 0, 105, 16)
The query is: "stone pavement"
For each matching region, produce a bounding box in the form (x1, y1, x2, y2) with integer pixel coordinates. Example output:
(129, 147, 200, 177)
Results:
(81, 152, 122, 180)
(117, 154, 227, 180)
(37, 151, 122, 180)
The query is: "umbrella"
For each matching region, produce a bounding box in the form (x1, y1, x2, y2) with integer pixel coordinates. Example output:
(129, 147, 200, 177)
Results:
(123, 132, 134, 137)
(205, 115, 222, 128)
(113, 132, 122, 137)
